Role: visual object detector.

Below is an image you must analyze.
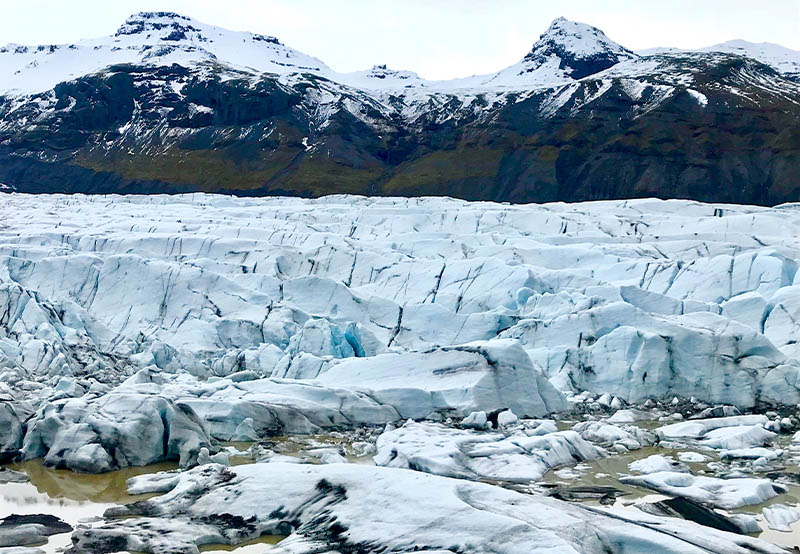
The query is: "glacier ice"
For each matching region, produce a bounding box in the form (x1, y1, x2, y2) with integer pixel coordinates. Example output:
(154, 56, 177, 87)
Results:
(0, 514, 71, 550)
(763, 504, 800, 532)
(21, 390, 213, 472)
(655, 415, 777, 450)
(0, 193, 798, 471)
(620, 471, 786, 509)
(628, 454, 688, 474)
(2, 193, 799, 551)
(373, 420, 600, 482)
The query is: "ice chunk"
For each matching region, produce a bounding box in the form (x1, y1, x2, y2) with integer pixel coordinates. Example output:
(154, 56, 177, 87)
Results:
(315, 340, 567, 419)
(763, 503, 800, 532)
(628, 455, 688, 474)
(374, 421, 600, 482)
(69, 462, 786, 554)
(21, 392, 213, 472)
(620, 471, 786, 509)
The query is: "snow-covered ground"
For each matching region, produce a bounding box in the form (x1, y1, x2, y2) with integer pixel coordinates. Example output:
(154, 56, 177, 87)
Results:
(642, 39, 800, 80)
(1, 192, 800, 552)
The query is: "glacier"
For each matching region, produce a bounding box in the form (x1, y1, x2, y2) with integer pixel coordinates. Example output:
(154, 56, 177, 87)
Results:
(2, 192, 800, 551)
(0, 193, 799, 472)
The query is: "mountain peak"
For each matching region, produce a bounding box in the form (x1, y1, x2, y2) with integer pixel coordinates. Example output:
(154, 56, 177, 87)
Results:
(699, 39, 800, 80)
(116, 11, 202, 40)
(127, 11, 190, 22)
(340, 64, 424, 89)
(524, 17, 637, 79)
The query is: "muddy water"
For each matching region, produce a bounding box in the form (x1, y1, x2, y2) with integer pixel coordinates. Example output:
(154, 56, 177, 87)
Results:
(0, 459, 284, 553)
(737, 432, 800, 549)
(5, 426, 800, 551)
(0, 460, 178, 553)
(0, 433, 377, 553)
(199, 536, 284, 552)
(234, 433, 378, 465)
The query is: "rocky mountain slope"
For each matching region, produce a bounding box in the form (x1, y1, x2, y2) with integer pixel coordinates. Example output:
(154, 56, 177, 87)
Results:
(0, 12, 799, 204)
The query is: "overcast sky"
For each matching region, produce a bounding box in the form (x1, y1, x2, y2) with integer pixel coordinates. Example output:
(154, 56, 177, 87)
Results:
(2, 0, 799, 80)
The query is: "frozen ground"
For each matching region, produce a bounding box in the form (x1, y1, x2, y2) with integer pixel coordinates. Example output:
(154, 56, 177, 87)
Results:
(1, 192, 799, 552)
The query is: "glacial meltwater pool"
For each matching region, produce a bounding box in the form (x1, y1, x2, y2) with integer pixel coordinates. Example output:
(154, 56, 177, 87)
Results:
(0, 433, 379, 553)
(0, 459, 284, 553)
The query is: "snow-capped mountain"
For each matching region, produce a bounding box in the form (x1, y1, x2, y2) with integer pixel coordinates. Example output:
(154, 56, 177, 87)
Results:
(701, 40, 800, 81)
(0, 12, 798, 205)
(640, 40, 800, 82)
(437, 17, 636, 91)
(0, 12, 332, 95)
(6, 11, 793, 96)
(513, 17, 637, 80)
(0, 13, 654, 96)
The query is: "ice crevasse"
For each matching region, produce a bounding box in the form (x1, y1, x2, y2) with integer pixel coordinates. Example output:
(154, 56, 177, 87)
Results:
(0, 193, 799, 471)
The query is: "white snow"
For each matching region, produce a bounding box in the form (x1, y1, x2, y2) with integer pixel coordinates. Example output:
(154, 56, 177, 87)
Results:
(0, 12, 331, 95)
(687, 88, 708, 106)
(2, 11, 795, 115)
(640, 40, 800, 80)
(0, 10, 795, 143)
(701, 40, 800, 78)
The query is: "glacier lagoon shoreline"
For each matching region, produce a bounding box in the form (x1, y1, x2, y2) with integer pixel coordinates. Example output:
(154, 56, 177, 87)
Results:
(6, 405, 800, 553)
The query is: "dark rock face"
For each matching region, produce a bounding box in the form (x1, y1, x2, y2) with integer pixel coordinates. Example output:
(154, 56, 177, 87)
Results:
(0, 514, 72, 547)
(0, 54, 798, 205)
(115, 12, 199, 39)
(638, 497, 753, 535)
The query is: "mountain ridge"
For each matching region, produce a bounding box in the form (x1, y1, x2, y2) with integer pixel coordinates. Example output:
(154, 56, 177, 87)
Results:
(0, 12, 798, 205)
(3, 12, 799, 95)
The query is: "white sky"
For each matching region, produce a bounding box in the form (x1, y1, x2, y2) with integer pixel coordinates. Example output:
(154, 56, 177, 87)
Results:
(2, 0, 799, 80)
